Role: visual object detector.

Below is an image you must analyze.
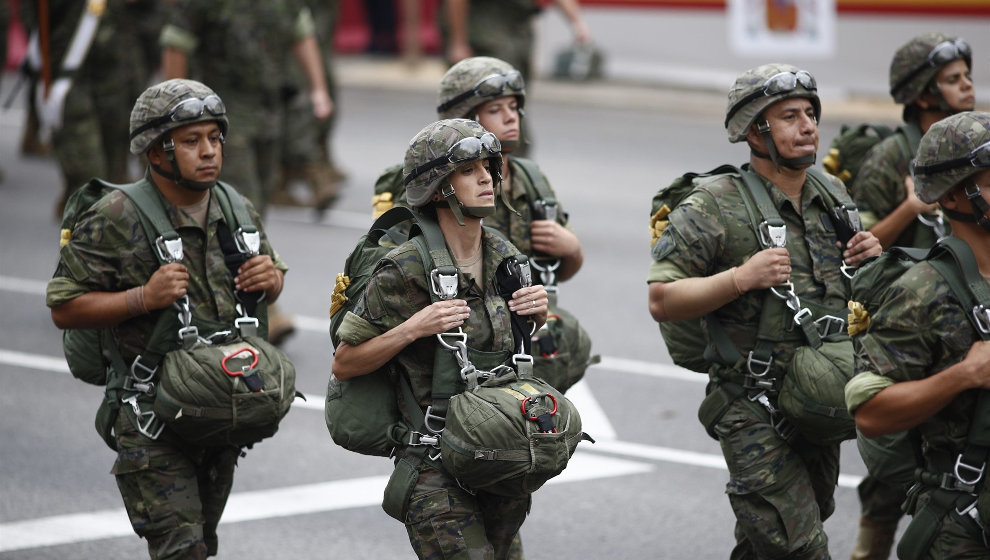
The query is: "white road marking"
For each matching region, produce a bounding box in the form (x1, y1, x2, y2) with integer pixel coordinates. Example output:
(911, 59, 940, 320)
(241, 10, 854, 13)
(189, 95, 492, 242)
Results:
(0, 453, 651, 552)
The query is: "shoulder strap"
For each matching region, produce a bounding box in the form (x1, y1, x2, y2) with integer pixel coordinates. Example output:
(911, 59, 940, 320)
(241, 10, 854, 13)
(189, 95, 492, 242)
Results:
(927, 237, 990, 340)
(116, 181, 182, 265)
(512, 157, 563, 223)
(896, 123, 923, 161)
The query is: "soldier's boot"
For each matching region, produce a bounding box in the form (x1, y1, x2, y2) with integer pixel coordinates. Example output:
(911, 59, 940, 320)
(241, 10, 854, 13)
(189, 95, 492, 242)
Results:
(267, 303, 296, 347)
(305, 161, 340, 213)
(270, 166, 306, 207)
(849, 516, 898, 560)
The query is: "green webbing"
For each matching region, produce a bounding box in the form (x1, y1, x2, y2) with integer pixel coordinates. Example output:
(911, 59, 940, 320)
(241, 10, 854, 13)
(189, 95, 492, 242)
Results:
(512, 157, 557, 209)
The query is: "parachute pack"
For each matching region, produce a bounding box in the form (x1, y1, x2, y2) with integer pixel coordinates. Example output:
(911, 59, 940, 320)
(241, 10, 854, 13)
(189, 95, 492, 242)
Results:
(58, 179, 296, 449)
(326, 206, 589, 500)
(848, 237, 990, 485)
(368, 157, 598, 393)
(822, 122, 920, 187)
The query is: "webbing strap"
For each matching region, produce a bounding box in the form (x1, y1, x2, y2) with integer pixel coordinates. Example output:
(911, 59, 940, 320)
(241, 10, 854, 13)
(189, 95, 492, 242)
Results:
(512, 157, 557, 211)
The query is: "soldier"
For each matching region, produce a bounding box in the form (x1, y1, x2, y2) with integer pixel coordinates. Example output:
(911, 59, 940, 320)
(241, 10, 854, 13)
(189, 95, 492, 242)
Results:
(442, 0, 592, 156)
(333, 118, 548, 560)
(847, 111, 990, 558)
(847, 32, 975, 560)
(46, 79, 287, 559)
(647, 64, 881, 558)
(852, 33, 974, 250)
(160, 0, 333, 344)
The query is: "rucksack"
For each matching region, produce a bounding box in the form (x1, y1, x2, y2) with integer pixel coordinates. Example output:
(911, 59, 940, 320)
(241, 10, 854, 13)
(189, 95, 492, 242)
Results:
(58, 178, 297, 449)
(367, 158, 598, 393)
(848, 237, 990, 485)
(823, 123, 920, 187)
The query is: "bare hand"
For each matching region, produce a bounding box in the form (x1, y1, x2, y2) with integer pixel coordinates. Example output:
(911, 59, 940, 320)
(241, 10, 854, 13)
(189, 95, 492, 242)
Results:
(406, 299, 471, 338)
(735, 248, 791, 292)
(508, 284, 548, 325)
(842, 231, 882, 266)
(144, 262, 189, 310)
(962, 340, 990, 390)
(235, 255, 279, 295)
(311, 89, 333, 121)
(529, 220, 580, 258)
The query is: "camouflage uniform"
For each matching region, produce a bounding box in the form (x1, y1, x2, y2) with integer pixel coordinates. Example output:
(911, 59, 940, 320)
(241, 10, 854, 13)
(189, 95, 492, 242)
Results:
(160, 0, 316, 215)
(20, 0, 151, 209)
(845, 262, 989, 558)
(337, 229, 531, 560)
(46, 174, 287, 559)
(852, 124, 944, 249)
(485, 159, 570, 256)
(649, 168, 850, 559)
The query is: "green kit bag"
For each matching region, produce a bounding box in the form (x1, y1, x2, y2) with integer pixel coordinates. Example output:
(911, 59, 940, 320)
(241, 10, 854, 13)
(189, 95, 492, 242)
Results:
(153, 334, 296, 447)
(440, 369, 591, 497)
(778, 337, 857, 446)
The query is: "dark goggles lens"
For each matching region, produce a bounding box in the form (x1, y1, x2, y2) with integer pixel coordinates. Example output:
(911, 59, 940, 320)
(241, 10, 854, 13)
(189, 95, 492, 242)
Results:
(725, 70, 817, 128)
(912, 140, 990, 177)
(473, 71, 525, 98)
(927, 38, 972, 68)
(404, 132, 502, 185)
(130, 95, 227, 141)
(168, 95, 226, 122)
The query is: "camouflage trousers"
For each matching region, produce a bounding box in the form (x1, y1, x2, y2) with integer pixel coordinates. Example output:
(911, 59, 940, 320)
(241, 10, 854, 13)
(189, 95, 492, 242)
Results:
(857, 474, 907, 523)
(711, 397, 839, 560)
(403, 464, 531, 560)
(111, 412, 239, 559)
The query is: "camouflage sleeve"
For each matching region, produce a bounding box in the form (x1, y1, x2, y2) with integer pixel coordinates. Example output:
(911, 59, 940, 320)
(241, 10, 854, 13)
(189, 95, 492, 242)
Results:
(294, 5, 315, 41)
(648, 188, 724, 283)
(845, 371, 895, 413)
(358, 250, 431, 336)
(850, 137, 910, 223)
(336, 311, 382, 346)
(159, 0, 203, 53)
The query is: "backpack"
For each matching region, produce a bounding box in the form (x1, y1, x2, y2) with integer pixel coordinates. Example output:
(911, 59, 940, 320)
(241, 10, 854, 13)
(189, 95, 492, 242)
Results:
(650, 164, 739, 373)
(823, 123, 920, 187)
(368, 158, 599, 393)
(848, 237, 990, 485)
(58, 178, 297, 449)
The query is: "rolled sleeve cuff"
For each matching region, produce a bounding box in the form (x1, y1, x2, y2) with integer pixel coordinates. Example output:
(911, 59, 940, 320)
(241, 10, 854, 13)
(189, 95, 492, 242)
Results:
(845, 371, 895, 414)
(337, 311, 383, 346)
(160, 25, 198, 53)
(46, 276, 89, 308)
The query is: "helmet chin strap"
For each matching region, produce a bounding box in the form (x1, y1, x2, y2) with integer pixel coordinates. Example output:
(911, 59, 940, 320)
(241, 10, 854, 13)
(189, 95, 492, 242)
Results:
(754, 121, 816, 171)
(943, 183, 990, 233)
(151, 137, 218, 192)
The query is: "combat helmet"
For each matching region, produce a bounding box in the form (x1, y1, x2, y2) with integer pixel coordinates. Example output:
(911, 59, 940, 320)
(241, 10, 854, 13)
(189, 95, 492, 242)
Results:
(437, 57, 526, 121)
(404, 119, 502, 225)
(912, 112, 990, 233)
(889, 33, 971, 108)
(725, 63, 821, 170)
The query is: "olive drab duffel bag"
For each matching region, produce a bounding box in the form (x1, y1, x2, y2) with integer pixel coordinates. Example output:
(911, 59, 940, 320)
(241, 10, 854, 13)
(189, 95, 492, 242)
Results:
(440, 363, 591, 497)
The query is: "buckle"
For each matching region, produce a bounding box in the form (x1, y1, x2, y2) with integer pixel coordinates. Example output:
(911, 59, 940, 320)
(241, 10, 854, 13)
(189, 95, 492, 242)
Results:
(972, 305, 990, 336)
(791, 306, 812, 325)
(746, 351, 773, 377)
(407, 431, 439, 447)
(815, 315, 846, 338)
(840, 262, 857, 280)
(130, 355, 158, 382)
(122, 375, 155, 395)
(234, 228, 261, 256)
(759, 221, 787, 248)
(535, 200, 558, 222)
(122, 395, 164, 440)
(423, 406, 446, 434)
(531, 258, 561, 286)
(430, 269, 459, 300)
(954, 455, 985, 488)
(154, 235, 183, 263)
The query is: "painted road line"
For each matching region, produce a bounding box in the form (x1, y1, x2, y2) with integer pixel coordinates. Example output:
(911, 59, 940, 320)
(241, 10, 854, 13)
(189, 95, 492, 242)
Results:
(0, 452, 651, 553)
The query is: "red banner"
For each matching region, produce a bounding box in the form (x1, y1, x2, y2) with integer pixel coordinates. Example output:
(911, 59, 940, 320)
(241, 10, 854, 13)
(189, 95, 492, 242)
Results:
(578, 0, 990, 16)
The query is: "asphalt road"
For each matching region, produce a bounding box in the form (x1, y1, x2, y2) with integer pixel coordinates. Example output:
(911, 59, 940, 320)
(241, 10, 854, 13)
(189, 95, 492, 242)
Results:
(0, 68, 883, 559)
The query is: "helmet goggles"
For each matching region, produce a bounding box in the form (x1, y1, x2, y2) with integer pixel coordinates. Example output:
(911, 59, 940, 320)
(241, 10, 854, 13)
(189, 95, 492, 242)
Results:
(404, 132, 501, 185)
(437, 71, 525, 113)
(912, 139, 990, 177)
(129, 95, 227, 140)
(892, 38, 972, 96)
(725, 70, 817, 127)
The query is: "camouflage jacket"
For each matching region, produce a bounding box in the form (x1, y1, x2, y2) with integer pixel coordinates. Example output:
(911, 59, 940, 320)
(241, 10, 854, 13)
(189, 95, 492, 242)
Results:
(46, 175, 287, 365)
(338, 229, 520, 406)
(648, 170, 853, 380)
(846, 258, 983, 486)
(850, 123, 946, 248)
(160, 0, 314, 136)
(485, 157, 570, 264)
